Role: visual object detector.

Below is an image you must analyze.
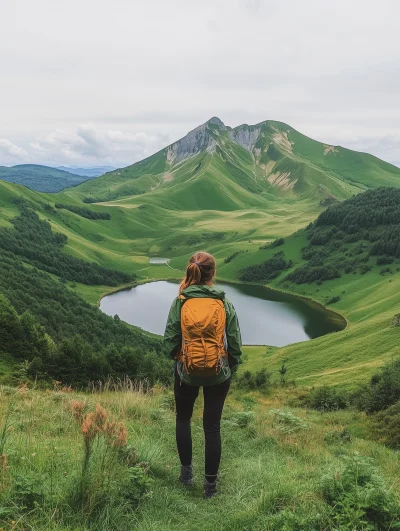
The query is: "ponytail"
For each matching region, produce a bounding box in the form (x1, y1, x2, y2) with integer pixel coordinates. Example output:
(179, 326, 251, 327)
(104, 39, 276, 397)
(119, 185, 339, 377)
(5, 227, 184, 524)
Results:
(179, 251, 216, 293)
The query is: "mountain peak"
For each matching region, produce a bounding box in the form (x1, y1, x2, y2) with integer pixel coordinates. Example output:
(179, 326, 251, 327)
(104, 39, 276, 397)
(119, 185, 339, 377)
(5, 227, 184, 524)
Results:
(206, 117, 226, 129)
(166, 118, 225, 164)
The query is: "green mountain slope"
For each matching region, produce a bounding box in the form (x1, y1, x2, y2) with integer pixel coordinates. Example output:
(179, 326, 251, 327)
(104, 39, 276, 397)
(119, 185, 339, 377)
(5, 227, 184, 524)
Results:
(0, 164, 97, 193)
(0, 121, 399, 390)
(218, 188, 400, 387)
(73, 117, 400, 208)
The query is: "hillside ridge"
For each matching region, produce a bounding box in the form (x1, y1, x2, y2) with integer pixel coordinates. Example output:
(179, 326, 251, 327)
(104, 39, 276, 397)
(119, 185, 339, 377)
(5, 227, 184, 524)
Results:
(71, 117, 400, 207)
(0, 164, 98, 193)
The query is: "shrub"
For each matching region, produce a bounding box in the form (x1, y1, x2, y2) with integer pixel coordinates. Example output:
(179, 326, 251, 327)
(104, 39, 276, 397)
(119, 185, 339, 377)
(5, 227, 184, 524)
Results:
(68, 401, 153, 518)
(360, 264, 372, 274)
(239, 252, 292, 282)
(270, 237, 285, 248)
(306, 386, 348, 411)
(353, 359, 400, 413)
(260, 237, 285, 250)
(326, 295, 340, 305)
(270, 409, 309, 434)
(228, 411, 255, 428)
(392, 314, 400, 327)
(120, 463, 153, 506)
(55, 204, 111, 220)
(324, 427, 352, 445)
(370, 400, 400, 448)
(376, 256, 394, 265)
(236, 369, 271, 391)
(224, 251, 241, 263)
(320, 452, 400, 529)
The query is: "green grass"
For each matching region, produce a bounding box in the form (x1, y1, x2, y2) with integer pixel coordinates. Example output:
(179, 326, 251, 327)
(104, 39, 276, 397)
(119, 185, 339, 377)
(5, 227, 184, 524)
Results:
(1, 383, 400, 530)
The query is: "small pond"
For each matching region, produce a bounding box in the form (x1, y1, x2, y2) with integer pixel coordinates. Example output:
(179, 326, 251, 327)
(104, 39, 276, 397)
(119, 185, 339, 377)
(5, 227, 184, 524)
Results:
(149, 257, 170, 264)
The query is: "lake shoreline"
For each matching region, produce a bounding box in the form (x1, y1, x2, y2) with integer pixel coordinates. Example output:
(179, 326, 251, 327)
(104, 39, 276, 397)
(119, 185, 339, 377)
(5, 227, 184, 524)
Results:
(97, 276, 347, 332)
(99, 278, 347, 347)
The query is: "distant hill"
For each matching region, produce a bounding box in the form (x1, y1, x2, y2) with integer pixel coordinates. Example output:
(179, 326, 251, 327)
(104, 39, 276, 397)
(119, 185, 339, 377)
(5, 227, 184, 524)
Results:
(238, 187, 400, 284)
(74, 117, 400, 209)
(0, 164, 98, 192)
(56, 166, 115, 177)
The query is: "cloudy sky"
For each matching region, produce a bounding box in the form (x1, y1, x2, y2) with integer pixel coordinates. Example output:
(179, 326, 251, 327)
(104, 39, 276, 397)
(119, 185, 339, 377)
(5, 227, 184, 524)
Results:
(1, 0, 399, 168)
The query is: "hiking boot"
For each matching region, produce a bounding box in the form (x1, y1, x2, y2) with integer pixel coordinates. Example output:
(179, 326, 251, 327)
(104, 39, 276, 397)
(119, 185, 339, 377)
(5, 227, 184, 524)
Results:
(204, 478, 217, 499)
(179, 464, 193, 486)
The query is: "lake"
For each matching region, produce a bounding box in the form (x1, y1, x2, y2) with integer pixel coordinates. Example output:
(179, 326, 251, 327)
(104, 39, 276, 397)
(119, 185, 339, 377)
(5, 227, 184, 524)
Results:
(99, 281, 346, 347)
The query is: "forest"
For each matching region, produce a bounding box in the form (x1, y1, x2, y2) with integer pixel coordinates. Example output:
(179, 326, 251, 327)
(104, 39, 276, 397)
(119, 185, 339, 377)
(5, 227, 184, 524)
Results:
(239, 251, 293, 282)
(0, 202, 171, 387)
(0, 203, 130, 285)
(287, 187, 400, 284)
(0, 252, 171, 387)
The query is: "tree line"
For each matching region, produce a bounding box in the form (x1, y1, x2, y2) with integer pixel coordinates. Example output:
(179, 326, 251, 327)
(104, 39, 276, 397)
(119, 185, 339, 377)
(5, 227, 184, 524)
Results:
(0, 252, 171, 387)
(0, 204, 131, 286)
(287, 187, 400, 284)
(55, 203, 111, 220)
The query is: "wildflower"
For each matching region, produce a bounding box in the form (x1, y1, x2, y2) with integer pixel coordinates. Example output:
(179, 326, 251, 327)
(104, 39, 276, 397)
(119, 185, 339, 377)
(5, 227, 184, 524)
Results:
(115, 422, 128, 447)
(81, 413, 98, 441)
(71, 401, 85, 424)
(93, 403, 108, 429)
(104, 419, 117, 443)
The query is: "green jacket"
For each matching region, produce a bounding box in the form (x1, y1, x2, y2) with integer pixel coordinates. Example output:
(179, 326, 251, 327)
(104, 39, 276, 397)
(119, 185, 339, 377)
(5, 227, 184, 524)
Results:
(164, 284, 243, 386)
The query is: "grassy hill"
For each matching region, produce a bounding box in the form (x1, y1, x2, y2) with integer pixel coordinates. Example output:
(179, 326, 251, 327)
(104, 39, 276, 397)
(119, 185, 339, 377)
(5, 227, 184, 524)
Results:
(44, 117, 400, 285)
(0, 177, 399, 389)
(73, 117, 400, 207)
(1, 124, 400, 528)
(1, 380, 400, 529)
(0, 117, 399, 387)
(57, 166, 115, 178)
(0, 164, 98, 193)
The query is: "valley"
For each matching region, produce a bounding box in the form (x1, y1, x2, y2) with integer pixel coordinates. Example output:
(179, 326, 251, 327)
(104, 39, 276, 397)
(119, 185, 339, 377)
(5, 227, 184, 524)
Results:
(0, 119, 400, 530)
(1, 118, 399, 389)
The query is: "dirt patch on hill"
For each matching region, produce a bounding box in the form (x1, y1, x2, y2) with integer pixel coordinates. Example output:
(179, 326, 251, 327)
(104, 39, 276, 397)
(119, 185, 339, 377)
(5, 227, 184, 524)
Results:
(260, 160, 276, 175)
(273, 132, 293, 153)
(267, 171, 296, 190)
(163, 172, 173, 182)
(323, 144, 339, 155)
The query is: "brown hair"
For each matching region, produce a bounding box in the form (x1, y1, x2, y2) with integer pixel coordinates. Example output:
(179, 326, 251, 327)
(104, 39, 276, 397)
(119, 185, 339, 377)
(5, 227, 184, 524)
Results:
(179, 251, 216, 293)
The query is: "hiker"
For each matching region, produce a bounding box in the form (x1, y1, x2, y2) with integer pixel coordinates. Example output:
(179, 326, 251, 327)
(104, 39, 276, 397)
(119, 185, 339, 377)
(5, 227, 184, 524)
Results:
(164, 251, 242, 498)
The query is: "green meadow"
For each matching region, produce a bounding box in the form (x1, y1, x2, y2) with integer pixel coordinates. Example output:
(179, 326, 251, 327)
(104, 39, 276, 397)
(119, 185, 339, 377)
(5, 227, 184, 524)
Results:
(2, 381, 400, 530)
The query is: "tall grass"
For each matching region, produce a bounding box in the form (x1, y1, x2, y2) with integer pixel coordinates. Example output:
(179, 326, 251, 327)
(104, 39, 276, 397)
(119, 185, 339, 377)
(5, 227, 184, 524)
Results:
(0, 384, 400, 530)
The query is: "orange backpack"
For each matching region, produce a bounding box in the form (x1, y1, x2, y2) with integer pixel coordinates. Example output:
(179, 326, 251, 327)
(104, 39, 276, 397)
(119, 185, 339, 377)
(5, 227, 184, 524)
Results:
(178, 296, 227, 377)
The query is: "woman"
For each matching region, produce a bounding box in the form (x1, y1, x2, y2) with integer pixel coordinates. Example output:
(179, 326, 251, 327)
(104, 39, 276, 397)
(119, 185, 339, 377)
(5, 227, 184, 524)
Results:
(164, 251, 242, 498)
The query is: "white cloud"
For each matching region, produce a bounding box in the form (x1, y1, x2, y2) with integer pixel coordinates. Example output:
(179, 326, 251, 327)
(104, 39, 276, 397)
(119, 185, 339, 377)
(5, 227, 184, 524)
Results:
(0, 139, 27, 163)
(0, 0, 399, 167)
(29, 125, 170, 167)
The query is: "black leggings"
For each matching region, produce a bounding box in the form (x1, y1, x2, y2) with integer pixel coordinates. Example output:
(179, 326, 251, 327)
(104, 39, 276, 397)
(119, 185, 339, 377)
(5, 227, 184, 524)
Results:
(174, 374, 231, 477)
